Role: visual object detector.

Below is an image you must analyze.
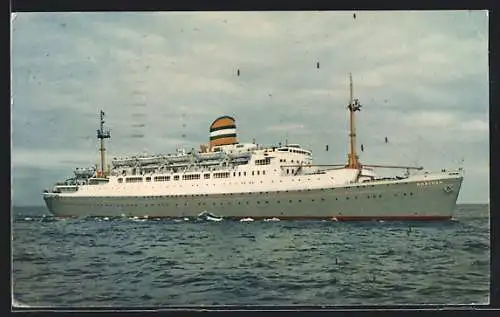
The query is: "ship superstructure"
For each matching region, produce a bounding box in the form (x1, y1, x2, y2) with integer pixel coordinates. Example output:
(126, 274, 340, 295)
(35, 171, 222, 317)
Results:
(42, 75, 464, 220)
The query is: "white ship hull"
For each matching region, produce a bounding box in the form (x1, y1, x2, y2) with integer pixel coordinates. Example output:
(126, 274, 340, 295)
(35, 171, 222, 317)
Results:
(43, 171, 463, 220)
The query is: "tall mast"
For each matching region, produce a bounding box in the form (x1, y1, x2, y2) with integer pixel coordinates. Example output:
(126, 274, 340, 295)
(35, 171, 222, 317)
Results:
(97, 110, 111, 177)
(346, 73, 362, 169)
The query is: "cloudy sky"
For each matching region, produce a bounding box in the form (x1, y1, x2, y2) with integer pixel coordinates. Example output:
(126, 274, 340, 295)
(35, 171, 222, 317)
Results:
(11, 11, 489, 206)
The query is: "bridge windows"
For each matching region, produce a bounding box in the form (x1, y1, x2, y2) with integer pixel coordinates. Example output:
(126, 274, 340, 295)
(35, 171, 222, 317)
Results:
(255, 158, 270, 165)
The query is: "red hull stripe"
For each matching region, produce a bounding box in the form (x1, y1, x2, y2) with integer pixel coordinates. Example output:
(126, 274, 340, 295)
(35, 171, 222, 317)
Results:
(231, 216, 452, 221)
(53, 215, 452, 221)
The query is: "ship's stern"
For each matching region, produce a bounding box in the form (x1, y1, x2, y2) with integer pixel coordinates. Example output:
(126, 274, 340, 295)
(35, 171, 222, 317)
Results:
(42, 192, 58, 215)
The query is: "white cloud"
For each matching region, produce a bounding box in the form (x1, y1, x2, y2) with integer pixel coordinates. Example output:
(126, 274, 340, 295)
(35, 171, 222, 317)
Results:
(402, 111, 457, 128)
(460, 119, 489, 132)
(12, 149, 97, 170)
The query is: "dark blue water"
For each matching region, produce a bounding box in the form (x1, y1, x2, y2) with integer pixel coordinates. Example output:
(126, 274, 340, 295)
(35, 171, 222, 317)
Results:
(12, 204, 489, 307)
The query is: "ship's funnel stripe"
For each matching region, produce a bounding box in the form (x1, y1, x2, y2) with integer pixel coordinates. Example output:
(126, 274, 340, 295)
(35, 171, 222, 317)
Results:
(210, 117, 236, 129)
(210, 124, 236, 132)
(210, 133, 237, 141)
(209, 115, 238, 147)
(210, 128, 237, 138)
(210, 137, 238, 147)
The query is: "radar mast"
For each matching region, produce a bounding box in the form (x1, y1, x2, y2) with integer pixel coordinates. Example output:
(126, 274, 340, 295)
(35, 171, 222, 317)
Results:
(96, 110, 111, 177)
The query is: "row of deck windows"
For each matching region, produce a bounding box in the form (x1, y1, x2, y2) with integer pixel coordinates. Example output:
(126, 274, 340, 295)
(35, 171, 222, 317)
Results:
(279, 159, 307, 164)
(88, 191, 415, 199)
(73, 192, 416, 207)
(118, 171, 268, 183)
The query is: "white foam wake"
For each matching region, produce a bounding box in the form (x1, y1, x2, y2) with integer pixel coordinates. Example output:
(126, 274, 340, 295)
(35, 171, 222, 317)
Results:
(263, 217, 280, 222)
(240, 217, 254, 222)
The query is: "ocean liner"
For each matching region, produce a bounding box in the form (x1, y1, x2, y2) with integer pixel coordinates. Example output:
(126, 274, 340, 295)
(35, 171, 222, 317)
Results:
(42, 74, 464, 220)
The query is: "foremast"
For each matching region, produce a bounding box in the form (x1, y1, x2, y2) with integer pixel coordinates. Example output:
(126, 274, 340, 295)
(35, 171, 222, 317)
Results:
(346, 73, 362, 169)
(96, 110, 111, 177)
(343, 74, 423, 174)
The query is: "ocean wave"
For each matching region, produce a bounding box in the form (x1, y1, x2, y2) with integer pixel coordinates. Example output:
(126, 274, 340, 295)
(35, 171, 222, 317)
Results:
(12, 205, 489, 306)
